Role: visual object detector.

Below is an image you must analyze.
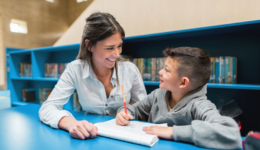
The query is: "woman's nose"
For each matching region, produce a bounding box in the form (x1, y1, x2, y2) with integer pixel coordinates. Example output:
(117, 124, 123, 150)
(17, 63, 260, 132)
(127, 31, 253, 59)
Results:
(114, 48, 121, 57)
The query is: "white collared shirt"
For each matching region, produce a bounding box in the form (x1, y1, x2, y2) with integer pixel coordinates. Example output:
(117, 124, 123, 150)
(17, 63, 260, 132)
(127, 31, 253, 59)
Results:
(39, 59, 147, 128)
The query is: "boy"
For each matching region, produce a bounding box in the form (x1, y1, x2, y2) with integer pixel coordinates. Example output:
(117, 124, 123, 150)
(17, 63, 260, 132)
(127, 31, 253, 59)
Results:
(116, 47, 242, 149)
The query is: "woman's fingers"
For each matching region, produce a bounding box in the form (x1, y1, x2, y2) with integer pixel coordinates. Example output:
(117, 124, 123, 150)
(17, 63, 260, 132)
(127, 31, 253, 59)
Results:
(71, 127, 85, 140)
(84, 121, 98, 137)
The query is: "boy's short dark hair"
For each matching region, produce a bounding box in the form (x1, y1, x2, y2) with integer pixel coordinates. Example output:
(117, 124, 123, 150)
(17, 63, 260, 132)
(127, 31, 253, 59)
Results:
(163, 47, 211, 89)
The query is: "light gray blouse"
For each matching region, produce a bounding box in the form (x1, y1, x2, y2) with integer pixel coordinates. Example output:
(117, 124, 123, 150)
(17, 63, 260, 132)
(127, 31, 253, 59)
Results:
(39, 59, 147, 128)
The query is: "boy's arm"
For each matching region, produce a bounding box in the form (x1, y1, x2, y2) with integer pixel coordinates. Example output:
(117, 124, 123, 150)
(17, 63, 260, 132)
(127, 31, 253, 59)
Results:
(117, 89, 157, 121)
(173, 100, 242, 150)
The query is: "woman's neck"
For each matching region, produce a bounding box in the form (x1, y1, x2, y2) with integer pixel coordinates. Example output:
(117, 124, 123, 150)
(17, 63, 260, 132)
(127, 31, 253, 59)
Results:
(91, 60, 113, 78)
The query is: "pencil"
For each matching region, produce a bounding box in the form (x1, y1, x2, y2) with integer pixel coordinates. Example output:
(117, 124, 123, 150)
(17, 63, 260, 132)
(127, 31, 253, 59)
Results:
(121, 86, 127, 114)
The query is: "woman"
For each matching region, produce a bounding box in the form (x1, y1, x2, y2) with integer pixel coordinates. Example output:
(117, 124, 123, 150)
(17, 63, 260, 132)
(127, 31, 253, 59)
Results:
(39, 12, 147, 140)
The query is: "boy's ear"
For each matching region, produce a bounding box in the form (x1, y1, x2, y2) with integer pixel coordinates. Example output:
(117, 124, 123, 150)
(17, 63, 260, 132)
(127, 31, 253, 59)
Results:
(180, 76, 189, 89)
(85, 39, 92, 52)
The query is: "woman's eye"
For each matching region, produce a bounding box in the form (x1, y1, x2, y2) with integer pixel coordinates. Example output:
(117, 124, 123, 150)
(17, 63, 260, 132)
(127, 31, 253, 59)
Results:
(164, 68, 168, 72)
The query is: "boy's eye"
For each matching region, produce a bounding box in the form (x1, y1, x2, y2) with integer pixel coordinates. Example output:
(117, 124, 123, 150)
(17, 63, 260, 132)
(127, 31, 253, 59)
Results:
(118, 44, 123, 48)
(164, 67, 168, 72)
(106, 47, 113, 50)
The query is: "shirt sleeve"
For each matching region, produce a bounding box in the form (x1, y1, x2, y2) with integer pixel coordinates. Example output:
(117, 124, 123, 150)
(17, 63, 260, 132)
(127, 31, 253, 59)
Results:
(117, 89, 156, 121)
(173, 99, 242, 149)
(38, 63, 76, 129)
(130, 64, 147, 104)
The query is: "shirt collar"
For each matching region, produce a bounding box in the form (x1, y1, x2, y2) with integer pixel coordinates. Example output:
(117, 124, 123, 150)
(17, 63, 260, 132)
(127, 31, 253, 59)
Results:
(82, 60, 118, 81)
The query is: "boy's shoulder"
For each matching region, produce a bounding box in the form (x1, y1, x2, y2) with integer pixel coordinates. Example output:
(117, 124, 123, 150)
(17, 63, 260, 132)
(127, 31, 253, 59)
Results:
(149, 88, 168, 100)
(191, 98, 218, 116)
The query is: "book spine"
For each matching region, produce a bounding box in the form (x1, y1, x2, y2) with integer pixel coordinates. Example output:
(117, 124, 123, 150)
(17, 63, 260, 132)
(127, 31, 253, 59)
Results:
(219, 56, 225, 83)
(228, 57, 233, 83)
(151, 58, 157, 81)
(224, 56, 230, 83)
(39, 88, 42, 105)
(143, 58, 151, 81)
(22, 89, 26, 102)
(20, 62, 24, 77)
(156, 58, 160, 81)
(209, 57, 214, 83)
(232, 57, 237, 83)
(212, 57, 215, 83)
(215, 57, 220, 83)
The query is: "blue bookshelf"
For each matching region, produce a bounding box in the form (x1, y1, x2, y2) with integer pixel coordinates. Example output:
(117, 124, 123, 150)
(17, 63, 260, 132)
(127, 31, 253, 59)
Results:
(6, 19, 260, 136)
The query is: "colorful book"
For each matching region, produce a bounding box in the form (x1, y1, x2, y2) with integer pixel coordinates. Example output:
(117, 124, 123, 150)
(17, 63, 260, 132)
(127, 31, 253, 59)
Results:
(210, 57, 215, 83)
(232, 57, 237, 83)
(224, 56, 230, 83)
(151, 58, 157, 81)
(215, 57, 220, 83)
(219, 57, 225, 83)
(143, 58, 151, 81)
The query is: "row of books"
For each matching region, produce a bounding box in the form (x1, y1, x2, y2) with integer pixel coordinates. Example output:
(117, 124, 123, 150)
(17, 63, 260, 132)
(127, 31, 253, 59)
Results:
(209, 56, 237, 83)
(39, 88, 53, 105)
(20, 62, 32, 77)
(132, 57, 167, 81)
(45, 63, 68, 78)
(39, 89, 81, 112)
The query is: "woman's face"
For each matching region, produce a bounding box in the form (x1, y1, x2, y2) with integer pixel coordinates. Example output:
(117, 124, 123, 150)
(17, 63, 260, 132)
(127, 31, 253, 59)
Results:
(90, 32, 123, 70)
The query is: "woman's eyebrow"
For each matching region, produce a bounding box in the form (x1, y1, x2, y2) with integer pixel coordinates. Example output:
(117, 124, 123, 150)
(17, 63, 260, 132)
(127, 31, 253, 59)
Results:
(105, 43, 123, 47)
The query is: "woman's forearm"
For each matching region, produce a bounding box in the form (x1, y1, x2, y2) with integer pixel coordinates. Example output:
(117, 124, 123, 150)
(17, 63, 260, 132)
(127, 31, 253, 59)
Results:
(58, 116, 77, 131)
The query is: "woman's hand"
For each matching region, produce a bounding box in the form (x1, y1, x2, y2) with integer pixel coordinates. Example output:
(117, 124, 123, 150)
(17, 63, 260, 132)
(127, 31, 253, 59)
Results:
(143, 126, 173, 140)
(58, 116, 98, 140)
(116, 111, 133, 126)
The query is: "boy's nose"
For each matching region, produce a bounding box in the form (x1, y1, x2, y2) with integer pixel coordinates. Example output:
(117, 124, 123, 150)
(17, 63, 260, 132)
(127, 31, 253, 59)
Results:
(159, 69, 163, 76)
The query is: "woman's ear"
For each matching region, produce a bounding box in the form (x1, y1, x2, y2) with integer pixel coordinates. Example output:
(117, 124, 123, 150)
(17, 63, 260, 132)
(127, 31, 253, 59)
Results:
(85, 39, 92, 52)
(180, 76, 189, 89)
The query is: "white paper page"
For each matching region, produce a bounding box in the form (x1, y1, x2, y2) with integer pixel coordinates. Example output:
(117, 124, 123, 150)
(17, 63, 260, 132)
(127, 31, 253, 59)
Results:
(95, 119, 167, 146)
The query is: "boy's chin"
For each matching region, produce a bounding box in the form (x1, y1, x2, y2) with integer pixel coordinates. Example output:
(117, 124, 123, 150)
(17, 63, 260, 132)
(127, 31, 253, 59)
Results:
(159, 84, 167, 90)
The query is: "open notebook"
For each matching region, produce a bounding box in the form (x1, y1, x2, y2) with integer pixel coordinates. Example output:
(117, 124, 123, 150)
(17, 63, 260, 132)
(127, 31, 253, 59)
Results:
(94, 119, 167, 147)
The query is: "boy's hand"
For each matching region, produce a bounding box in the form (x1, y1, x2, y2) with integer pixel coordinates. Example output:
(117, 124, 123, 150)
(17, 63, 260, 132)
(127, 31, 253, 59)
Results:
(143, 126, 173, 139)
(116, 111, 133, 126)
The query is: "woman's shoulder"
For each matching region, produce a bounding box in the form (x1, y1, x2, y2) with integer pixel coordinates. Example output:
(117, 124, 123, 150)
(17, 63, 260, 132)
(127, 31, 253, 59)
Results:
(118, 61, 138, 72)
(67, 59, 88, 68)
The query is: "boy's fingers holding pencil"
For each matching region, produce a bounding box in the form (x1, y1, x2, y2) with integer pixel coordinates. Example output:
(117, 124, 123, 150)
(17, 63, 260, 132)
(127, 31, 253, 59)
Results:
(118, 112, 130, 125)
(127, 113, 133, 119)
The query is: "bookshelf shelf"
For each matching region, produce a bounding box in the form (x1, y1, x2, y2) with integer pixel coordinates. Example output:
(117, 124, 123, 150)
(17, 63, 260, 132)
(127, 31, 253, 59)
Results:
(144, 81, 260, 90)
(6, 19, 260, 136)
(10, 77, 60, 81)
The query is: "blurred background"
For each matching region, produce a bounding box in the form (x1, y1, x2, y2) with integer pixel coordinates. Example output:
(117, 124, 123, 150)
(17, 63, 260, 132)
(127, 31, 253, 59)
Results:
(1, 0, 260, 89)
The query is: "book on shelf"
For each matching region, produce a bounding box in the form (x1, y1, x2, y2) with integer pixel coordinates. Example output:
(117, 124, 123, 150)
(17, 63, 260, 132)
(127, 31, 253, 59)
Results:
(22, 88, 35, 102)
(39, 88, 53, 105)
(45, 63, 68, 78)
(20, 62, 32, 77)
(224, 56, 230, 83)
(120, 55, 132, 61)
(94, 119, 167, 147)
(132, 57, 166, 82)
(209, 57, 215, 83)
(143, 58, 152, 81)
(73, 91, 81, 111)
(209, 56, 237, 84)
(231, 57, 237, 83)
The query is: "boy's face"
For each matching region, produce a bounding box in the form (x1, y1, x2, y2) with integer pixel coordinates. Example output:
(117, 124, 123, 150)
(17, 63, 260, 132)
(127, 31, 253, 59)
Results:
(159, 57, 182, 91)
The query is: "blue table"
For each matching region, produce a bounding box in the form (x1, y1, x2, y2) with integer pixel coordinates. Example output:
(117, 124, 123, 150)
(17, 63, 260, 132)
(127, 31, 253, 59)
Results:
(0, 104, 242, 150)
